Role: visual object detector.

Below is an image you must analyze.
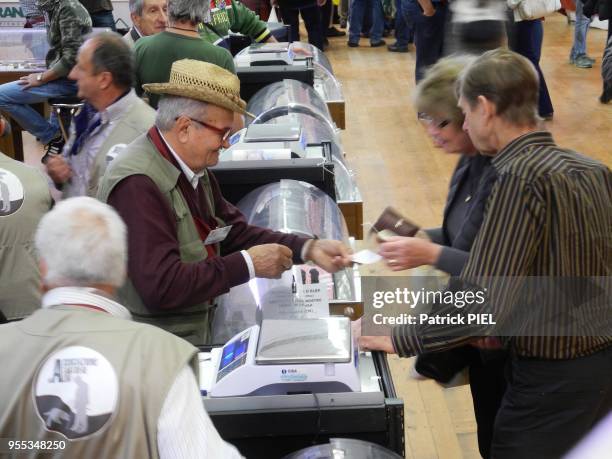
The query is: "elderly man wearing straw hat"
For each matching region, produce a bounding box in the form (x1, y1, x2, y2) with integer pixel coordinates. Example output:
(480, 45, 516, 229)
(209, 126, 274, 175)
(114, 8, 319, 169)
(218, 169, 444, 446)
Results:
(98, 59, 352, 344)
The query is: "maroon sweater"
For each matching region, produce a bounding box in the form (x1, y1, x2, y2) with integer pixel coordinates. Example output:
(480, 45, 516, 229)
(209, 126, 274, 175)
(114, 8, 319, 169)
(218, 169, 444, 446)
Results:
(108, 168, 308, 312)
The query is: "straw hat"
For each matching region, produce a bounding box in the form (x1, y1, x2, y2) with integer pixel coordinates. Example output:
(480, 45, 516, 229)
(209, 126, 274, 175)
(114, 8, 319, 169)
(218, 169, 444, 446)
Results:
(142, 59, 250, 115)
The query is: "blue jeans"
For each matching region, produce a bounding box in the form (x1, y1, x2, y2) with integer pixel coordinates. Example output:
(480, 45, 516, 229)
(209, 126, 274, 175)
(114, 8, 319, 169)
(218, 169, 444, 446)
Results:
(394, 0, 414, 47)
(349, 0, 384, 44)
(509, 19, 553, 116)
(89, 10, 116, 31)
(0, 78, 77, 144)
(402, 0, 448, 82)
(570, 0, 592, 60)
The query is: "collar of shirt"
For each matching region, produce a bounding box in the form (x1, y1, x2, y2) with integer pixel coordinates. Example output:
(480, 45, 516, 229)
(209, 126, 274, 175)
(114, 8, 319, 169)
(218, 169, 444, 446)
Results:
(132, 26, 143, 39)
(42, 287, 132, 320)
(491, 130, 556, 171)
(158, 130, 206, 189)
(98, 89, 138, 127)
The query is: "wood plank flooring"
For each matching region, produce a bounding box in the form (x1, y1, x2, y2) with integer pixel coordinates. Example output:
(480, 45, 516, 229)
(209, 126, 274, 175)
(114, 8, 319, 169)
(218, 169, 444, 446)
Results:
(324, 14, 611, 459)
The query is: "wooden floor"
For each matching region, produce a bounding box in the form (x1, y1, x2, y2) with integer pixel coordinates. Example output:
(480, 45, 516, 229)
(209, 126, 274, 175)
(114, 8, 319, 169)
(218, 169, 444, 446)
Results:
(323, 14, 612, 459)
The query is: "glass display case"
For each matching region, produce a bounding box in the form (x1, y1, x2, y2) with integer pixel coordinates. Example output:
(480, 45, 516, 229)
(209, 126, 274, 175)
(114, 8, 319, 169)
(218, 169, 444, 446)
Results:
(236, 42, 345, 128)
(245, 79, 362, 236)
(211, 180, 359, 343)
(238, 179, 347, 240)
(246, 79, 335, 134)
(288, 42, 344, 104)
(0, 27, 111, 76)
(0, 28, 48, 74)
(249, 109, 360, 203)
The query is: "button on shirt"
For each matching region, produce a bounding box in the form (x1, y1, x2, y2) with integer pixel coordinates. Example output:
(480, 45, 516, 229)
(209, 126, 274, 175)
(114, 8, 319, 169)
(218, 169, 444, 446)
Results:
(62, 90, 139, 198)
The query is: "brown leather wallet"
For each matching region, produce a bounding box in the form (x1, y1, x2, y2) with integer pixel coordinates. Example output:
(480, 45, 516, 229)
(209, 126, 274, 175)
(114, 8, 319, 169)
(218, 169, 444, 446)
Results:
(371, 207, 420, 238)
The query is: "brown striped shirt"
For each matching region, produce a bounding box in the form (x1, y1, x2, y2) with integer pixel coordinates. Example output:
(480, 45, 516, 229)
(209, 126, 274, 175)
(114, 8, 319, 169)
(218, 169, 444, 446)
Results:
(392, 131, 612, 359)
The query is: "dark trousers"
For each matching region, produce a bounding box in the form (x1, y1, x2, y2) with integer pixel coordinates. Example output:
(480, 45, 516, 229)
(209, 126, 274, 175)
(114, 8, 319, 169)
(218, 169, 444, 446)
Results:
(89, 10, 116, 31)
(278, 2, 324, 51)
(469, 349, 507, 459)
(320, 0, 332, 31)
(508, 19, 554, 116)
(416, 347, 506, 459)
(401, 0, 448, 82)
(492, 345, 612, 458)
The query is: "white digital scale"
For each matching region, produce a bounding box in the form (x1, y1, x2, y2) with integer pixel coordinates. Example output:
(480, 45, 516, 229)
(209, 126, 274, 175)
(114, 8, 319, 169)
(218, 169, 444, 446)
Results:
(234, 42, 297, 67)
(205, 317, 360, 397)
(221, 123, 327, 162)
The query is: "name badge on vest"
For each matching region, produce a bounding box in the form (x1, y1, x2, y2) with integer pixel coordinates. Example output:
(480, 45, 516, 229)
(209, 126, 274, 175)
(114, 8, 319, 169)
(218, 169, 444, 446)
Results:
(204, 225, 232, 245)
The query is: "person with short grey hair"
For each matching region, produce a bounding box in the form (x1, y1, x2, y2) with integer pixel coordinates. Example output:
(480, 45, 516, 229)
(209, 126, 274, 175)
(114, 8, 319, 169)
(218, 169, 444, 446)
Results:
(154, 95, 206, 131)
(380, 57, 502, 458)
(363, 48, 612, 458)
(0, 196, 244, 458)
(35, 197, 127, 287)
(99, 59, 351, 345)
(133, 0, 235, 109)
(46, 32, 156, 198)
(457, 45, 540, 129)
(123, 0, 168, 46)
(167, 0, 208, 23)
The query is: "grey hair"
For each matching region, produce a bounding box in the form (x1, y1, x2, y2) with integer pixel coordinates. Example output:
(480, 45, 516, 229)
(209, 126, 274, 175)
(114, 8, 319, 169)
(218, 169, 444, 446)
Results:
(87, 31, 134, 90)
(457, 48, 539, 126)
(35, 197, 127, 288)
(128, 0, 145, 15)
(167, 0, 209, 24)
(155, 95, 208, 130)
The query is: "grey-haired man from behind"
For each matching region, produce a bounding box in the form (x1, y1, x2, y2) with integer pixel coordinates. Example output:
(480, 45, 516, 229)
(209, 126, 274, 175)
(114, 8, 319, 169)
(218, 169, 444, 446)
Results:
(0, 197, 243, 458)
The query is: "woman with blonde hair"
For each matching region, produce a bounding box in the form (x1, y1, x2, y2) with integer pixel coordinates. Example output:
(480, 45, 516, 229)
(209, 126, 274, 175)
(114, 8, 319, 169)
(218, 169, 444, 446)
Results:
(378, 55, 505, 459)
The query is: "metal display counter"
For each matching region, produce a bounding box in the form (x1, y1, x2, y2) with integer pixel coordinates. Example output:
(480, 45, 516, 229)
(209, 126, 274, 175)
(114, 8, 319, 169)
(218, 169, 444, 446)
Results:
(235, 51, 315, 104)
(288, 42, 345, 129)
(211, 180, 361, 344)
(242, 83, 362, 238)
(212, 123, 337, 205)
(200, 349, 405, 459)
(246, 79, 335, 133)
(199, 177, 401, 458)
(235, 42, 346, 128)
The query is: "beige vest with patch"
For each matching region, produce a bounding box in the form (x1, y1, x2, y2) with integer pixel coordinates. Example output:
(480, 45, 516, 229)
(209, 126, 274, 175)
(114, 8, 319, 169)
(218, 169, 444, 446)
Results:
(0, 306, 198, 458)
(0, 153, 52, 320)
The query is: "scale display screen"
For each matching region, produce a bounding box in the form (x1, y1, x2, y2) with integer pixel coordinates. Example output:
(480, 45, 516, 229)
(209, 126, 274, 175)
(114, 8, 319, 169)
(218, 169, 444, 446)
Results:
(220, 335, 250, 371)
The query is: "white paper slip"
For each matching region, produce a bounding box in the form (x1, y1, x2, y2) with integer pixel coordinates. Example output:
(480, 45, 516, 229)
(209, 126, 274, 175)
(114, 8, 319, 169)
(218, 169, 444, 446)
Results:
(351, 250, 383, 265)
(204, 225, 233, 245)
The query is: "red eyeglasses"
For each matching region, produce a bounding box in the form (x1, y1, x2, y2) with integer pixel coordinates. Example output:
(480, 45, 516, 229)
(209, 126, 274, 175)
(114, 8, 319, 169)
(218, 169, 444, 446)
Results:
(177, 116, 232, 141)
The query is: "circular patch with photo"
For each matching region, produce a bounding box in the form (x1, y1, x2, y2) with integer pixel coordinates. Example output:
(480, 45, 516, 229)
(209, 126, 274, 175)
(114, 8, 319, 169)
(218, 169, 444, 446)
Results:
(33, 346, 119, 439)
(0, 168, 24, 217)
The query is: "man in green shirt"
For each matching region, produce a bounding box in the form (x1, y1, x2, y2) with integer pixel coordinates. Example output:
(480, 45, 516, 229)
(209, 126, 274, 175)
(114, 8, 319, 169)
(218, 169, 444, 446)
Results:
(198, 0, 277, 48)
(134, 0, 235, 109)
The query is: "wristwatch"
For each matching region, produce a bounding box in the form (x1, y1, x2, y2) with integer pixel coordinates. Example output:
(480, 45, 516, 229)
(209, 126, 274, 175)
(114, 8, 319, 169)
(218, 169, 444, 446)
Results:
(36, 73, 44, 82)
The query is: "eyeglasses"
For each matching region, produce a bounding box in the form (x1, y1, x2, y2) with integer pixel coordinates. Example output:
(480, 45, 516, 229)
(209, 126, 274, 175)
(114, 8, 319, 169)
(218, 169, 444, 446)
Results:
(417, 113, 451, 130)
(177, 116, 232, 141)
